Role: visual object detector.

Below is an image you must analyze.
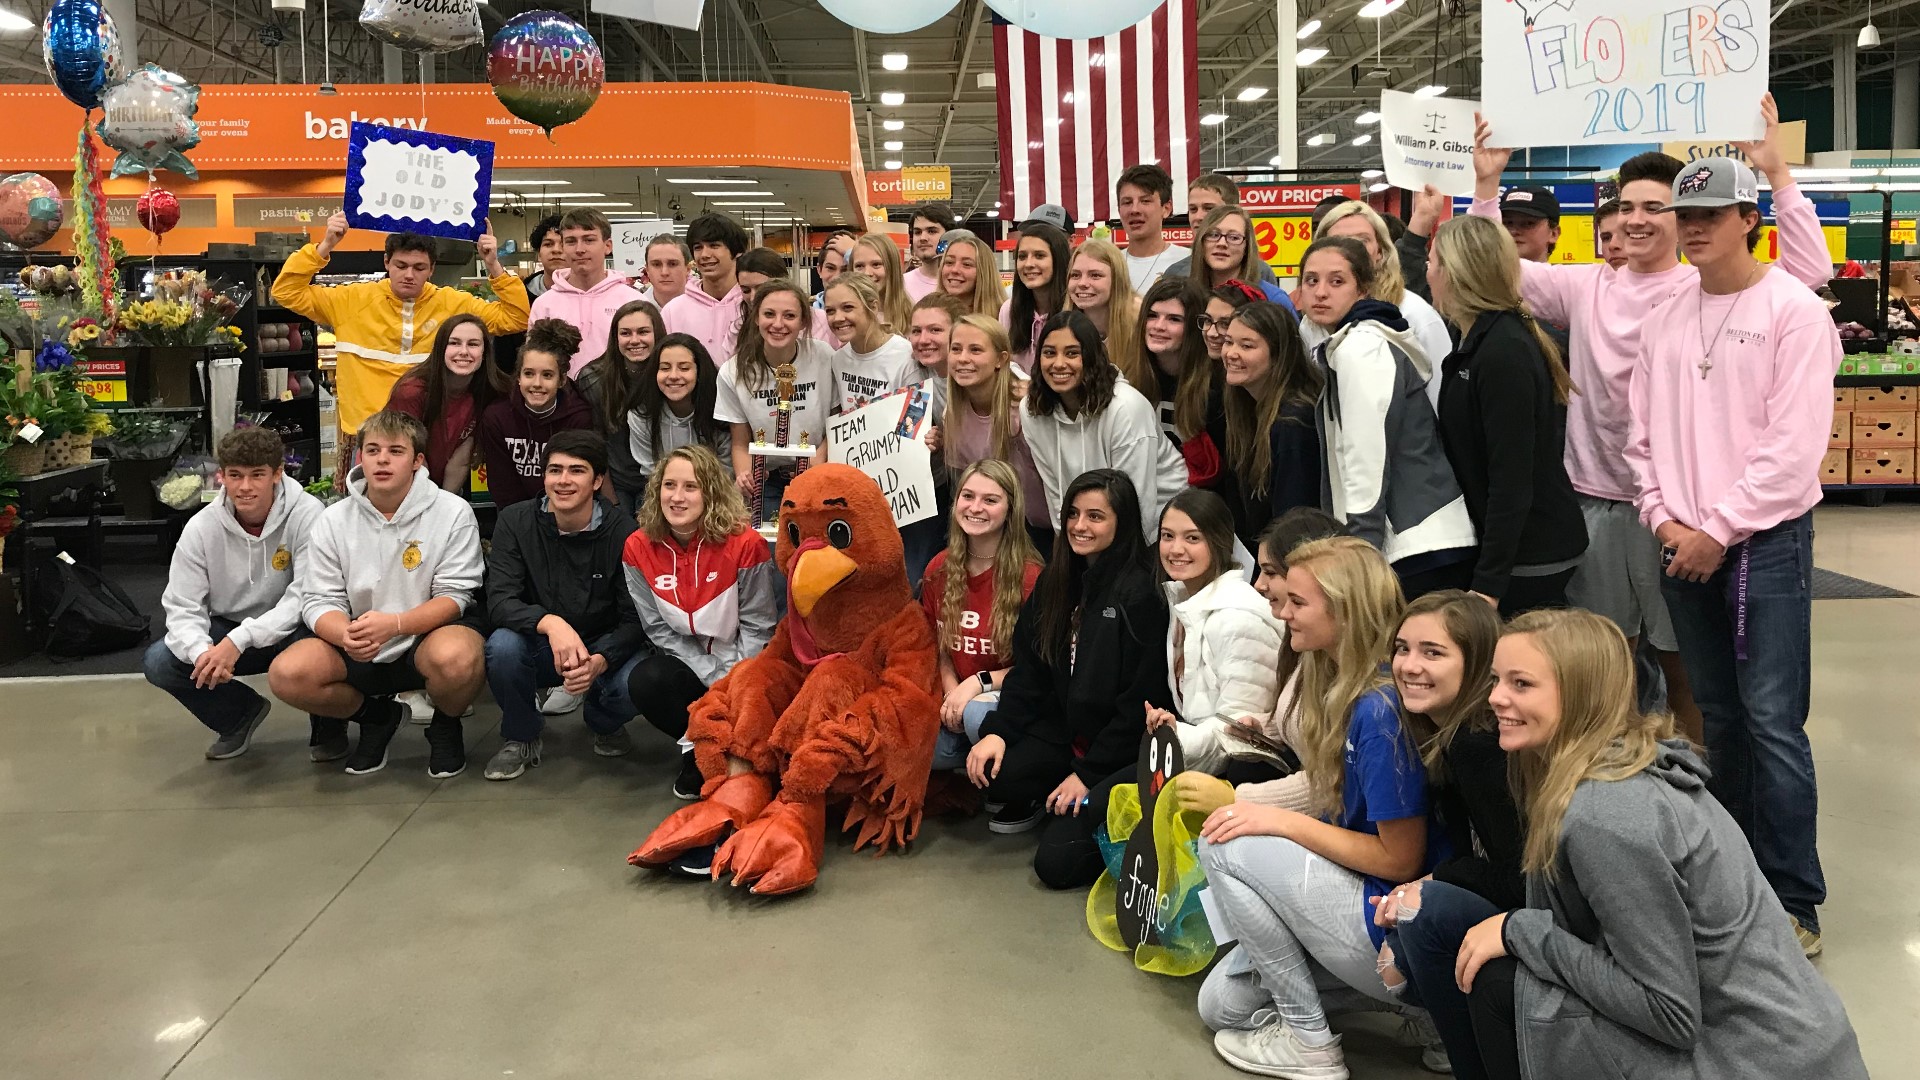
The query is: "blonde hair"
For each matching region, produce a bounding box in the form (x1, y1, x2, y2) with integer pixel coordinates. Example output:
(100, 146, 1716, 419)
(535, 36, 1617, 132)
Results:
(825, 273, 888, 342)
(1193, 206, 1267, 289)
(1069, 239, 1149, 392)
(938, 459, 1044, 658)
(1504, 609, 1676, 877)
(940, 233, 1005, 318)
(1286, 536, 1408, 817)
(1431, 215, 1576, 406)
(852, 233, 914, 333)
(1319, 201, 1407, 307)
(636, 444, 750, 543)
(944, 314, 1020, 469)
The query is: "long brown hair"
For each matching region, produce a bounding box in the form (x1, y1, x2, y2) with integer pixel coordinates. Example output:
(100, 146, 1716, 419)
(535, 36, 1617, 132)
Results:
(1319, 201, 1408, 307)
(1286, 536, 1406, 817)
(1133, 275, 1213, 440)
(591, 299, 665, 432)
(731, 280, 815, 394)
(1431, 214, 1577, 405)
(390, 313, 507, 433)
(938, 460, 1044, 658)
(1193, 206, 1267, 289)
(1222, 301, 1322, 498)
(1394, 590, 1501, 777)
(1069, 239, 1148, 391)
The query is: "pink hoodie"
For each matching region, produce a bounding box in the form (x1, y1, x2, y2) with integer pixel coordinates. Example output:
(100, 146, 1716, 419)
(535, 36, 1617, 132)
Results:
(1626, 267, 1841, 547)
(661, 282, 746, 362)
(1468, 183, 1831, 502)
(527, 268, 646, 376)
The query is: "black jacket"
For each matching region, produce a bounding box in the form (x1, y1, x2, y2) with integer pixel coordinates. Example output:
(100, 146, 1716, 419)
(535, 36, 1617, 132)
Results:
(1430, 725, 1526, 911)
(980, 569, 1172, 785)
(1247, 399, 1322, 545)
(486, 499, 647, 668)
(1434, 310, 1587, 598)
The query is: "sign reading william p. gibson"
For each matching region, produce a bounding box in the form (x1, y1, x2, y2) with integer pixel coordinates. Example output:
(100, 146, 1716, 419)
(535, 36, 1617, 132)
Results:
(343, 122, 494, 242)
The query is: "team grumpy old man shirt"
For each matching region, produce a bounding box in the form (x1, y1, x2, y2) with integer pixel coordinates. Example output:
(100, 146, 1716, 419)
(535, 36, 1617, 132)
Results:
(829, 335, 922, 414)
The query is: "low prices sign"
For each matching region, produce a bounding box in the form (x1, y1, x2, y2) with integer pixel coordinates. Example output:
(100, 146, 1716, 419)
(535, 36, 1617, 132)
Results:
(1241, 183, 1360, 213)
(1252, 215, 1319, 277)
(77, 358, 129, 403)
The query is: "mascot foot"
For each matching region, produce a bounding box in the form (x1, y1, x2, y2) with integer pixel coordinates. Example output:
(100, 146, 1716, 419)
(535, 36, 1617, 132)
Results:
(629, 772, 776, 868)
(714, 799, 827, 895)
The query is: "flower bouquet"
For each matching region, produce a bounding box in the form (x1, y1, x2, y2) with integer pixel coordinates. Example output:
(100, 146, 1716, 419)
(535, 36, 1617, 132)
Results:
(118, 270, 250, 348)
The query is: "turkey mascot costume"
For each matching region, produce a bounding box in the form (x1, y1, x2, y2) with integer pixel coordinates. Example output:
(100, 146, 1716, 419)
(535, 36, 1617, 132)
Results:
(628, 464, 942, 895)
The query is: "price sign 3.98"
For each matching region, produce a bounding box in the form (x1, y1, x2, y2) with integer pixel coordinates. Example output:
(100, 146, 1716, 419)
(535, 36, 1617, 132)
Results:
(1253, 216, 1316, 277)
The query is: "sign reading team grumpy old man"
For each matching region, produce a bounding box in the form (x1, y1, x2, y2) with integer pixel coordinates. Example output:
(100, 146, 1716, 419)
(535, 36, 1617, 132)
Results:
(343, 122, 494, 242)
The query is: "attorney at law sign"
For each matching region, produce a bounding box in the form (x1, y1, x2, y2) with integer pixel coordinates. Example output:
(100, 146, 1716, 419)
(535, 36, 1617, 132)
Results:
(344, 122, 494, 241)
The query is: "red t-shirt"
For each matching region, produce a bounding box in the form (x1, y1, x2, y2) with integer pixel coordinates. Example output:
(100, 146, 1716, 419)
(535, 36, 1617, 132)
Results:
(919, 550, 1043, 681)
(386, 376, 478, 487)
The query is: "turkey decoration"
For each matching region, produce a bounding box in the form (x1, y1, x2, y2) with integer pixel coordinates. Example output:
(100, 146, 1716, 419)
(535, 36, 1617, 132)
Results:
(136, 187, 179, 237)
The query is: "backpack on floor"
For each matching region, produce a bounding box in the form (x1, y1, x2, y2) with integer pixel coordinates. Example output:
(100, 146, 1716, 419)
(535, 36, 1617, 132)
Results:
(33, 553, 151, 657)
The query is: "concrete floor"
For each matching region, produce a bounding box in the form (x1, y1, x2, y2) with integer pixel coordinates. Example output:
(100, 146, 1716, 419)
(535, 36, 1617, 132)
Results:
(4, 503, 1913, 1079)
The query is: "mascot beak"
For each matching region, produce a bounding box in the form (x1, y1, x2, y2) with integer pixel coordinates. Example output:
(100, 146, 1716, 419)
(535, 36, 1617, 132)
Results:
(790, 544, 858, 618)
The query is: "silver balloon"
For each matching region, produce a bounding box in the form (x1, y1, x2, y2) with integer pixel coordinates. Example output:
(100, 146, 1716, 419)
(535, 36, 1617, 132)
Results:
(817, 0, 956, 34)
(984, 0, 1165, 39)
(98, 64, 202, 180)
(359, 0, 482, 54)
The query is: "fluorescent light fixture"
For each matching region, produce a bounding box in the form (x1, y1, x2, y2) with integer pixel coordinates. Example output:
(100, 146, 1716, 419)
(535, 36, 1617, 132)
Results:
(879, 91, 906, 106)
(1297, 17, 1321, 38)
(1237, 86, 1269, 101)
(1356, 111, 1381, 125)
(881, 52, 909, 71)
(1362, 169, 1384, 178)
(1306, 133, 1333, 147)
(883, 159, 902, 169)
(689, 190, 773, 196)
(987, 210, 1000, 218)
(492, 179, 571, 186)
(1358, 0, 1405, 16)
(0, 8, 34, 31)
(1268, 154, 1286, 166)
(1296, 47, 1329, 65)
(1368, 182, 1389, 193)
(883, 140, 903, 151)
(882, 119, 905, 131)
(667, 177, 760, 185)
(1791, 167, 1872, 178)
(1200, 113, 1228, 126)
(1351, 134, 1372, 145)
(1414, 85, 1447, 98)
(711, 200, 787, 206)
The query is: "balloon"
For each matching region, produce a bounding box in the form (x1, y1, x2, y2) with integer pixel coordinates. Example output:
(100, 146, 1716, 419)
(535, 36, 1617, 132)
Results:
(983, 0, 1166, 39)
(136, 188, 180, 237)
(98, 64, 202, 181)
(41, 0, 123, 111)
(818, 0, 956, 34)
(0, 173, 65, 249)
(487, 11, 604, 137)
(359, 0, 483, 54)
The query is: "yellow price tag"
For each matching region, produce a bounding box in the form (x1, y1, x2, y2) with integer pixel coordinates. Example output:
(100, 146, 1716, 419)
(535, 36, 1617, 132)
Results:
(80, 379, 128, 403)
(1253, 215, 1318, 277)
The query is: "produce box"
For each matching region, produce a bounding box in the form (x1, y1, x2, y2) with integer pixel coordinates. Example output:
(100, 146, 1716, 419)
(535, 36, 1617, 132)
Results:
(1821, 449, 1849, 482)
(1851, 448, 1915, 484)
(1834, 387, 1856, 408)
(1831, 410, 1852, 448)
(1852, 410, 1916, 447)
(1855, 385, 1916, 406)
(1840, 354, 1920, 376)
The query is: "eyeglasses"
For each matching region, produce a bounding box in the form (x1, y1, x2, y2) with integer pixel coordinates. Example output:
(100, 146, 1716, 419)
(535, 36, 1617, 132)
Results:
(1196, 315, 1224, 332)
(1205, 231, 1248, 247)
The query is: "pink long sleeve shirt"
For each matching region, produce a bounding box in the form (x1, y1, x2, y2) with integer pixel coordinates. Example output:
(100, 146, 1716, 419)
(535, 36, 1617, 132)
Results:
(1624, 266, 1841, 547)
(1469, 184, 1832, 503)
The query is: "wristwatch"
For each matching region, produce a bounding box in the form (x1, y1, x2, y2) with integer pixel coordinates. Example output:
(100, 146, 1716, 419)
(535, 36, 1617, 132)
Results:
(977, 671, 993, 692)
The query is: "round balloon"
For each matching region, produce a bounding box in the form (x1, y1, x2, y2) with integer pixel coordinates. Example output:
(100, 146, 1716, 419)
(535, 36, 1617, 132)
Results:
(487, 11, 604, 137)
(42, 0, 124, 111)
(818, 0, 957, 34)
(359, 0, 482, 54)
(983, 0, 1165, 39)
(99, 64, 202, 181)
(0, 174, 65, 249)
(137, 188, 180, 237)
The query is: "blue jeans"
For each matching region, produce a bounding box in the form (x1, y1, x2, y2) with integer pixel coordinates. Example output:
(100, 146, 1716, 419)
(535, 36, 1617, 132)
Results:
(929, 696, 998, 770)
(1387, 881, 1504, 1080)
(143, 619, 323, 738)
(484, 628, 643, 743)
(1660, 511, 1825, 930)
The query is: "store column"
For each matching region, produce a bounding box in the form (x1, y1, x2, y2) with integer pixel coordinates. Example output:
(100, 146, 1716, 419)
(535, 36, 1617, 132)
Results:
(1833, 36, 1859, 152)
(1274, 0, 1297, 171)
(1893, 65, 1918, 151)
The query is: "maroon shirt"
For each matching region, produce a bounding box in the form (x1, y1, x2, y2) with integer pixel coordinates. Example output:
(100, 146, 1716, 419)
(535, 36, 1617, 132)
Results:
(385, 376, 478, 488)
(475, 385, 595, 507)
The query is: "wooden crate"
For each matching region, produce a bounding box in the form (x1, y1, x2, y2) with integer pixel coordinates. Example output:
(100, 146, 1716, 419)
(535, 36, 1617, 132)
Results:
(1852, 410, 1917, 447)
(1821, 449, 1849, 482)
(1834, 387, 1856, 408)
(1851, 448, 1916, 484)
(1831, 410, 1852, 448)
(1855, 385, 1917, 407)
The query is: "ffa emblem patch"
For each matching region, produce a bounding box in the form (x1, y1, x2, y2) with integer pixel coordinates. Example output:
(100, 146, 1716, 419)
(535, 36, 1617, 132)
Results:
(402, 540, 423, 571)
(271, 545, 292, 571)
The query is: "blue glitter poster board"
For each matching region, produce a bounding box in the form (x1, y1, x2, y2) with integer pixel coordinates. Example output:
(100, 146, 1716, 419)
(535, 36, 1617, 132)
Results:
(343, 122, 494, 241)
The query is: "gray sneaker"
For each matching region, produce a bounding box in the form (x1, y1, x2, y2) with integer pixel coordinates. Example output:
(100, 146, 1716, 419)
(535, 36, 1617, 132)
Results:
(484, 739, 542, 780)
(206, 698, 271, 760)
(592, 727, 634, 757)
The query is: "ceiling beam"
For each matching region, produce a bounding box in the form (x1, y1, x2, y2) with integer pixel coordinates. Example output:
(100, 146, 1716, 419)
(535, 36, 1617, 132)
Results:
(607, 16, 678, 80)
(1772, 0, 1920, 47)
(1219, 5, 1443, 148)
(719, 0, 778, 84)
(936, 0, 988, 160)
(852, 30, 871, 102)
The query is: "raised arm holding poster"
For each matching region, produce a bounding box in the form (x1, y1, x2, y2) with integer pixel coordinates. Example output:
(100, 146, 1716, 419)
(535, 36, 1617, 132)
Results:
(1479, 0, 1768, 148)
(343, 122, 494, 241)
(826, 382, 937, 527)
(1379, 89, 1482, 197)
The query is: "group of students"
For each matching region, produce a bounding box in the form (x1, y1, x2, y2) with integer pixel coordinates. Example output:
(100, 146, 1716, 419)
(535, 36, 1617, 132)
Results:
(142, 100, 1861, 1076)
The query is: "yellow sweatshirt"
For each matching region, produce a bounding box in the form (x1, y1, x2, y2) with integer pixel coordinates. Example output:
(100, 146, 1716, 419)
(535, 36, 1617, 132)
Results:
(271, 244, 530, 434)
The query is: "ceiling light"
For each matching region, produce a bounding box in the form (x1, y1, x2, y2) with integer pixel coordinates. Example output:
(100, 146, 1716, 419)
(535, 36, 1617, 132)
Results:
(1200, 113, 1228, 126)
(1268, 154, 1286, 166)
(994, 201, 1002, 207)
(1368, 182, 1389, 193)
(987, 210, 1000, 218)
(711, 200, 787, 206)
(881, 52, 908, 71)
(1351, 134, 1372, 145)
(491, 179, 572, 187)
(1296, 47, 1328, 65)
(883, 140, 903, 151)
(689, 190, 773, 196)
(1414, 85, 1447, 98)
(1356, 111, 1381, 125)
(1237, 86, 1269, 101)
(879, 91, 905, 106)
(883, 159, 902, 169)
(0, 9, 32, 31)
(1358, 0, 1405, 16)
(1306, 133, 1333, 146)
(1860, 23, 1882, 47)
(1362, 169, 1384, 178)
(882, 119, 905, 131)
(667, 178, 760, 185)
(1297, 18, 1321, 38)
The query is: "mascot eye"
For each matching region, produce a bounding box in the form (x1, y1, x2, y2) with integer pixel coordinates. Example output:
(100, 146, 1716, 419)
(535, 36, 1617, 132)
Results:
(786, 521, 800, 546)
(827, 519, 853, 549)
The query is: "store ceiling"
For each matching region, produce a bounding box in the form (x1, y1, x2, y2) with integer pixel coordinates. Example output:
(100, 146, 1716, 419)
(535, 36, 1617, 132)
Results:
(0, 0, 1906, 220)
(486, 165, 860, 230)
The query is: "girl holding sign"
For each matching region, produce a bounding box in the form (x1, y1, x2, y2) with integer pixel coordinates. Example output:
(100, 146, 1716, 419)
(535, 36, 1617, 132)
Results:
(938, 232, 1005, 320)
(1221, 300, 1324, 545)
(1312, 201, 1455, 413)
(714, 281, 836, 518)
(943, 315, 1051, 542)
(1001, 222, 1071, 373)
(624, 330, 729, 500)
(850, 233, 915, 335)
(1194, 535, 1439, 1080)
(823, 274, 923, 416)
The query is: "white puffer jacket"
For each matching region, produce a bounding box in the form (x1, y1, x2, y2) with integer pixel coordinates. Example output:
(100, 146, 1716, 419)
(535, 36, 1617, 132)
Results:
(1164, 573, 1286, 769)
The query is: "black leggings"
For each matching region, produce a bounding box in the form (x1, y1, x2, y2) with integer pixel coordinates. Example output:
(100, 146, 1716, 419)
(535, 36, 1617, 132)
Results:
(626, 654, 710, 741)
(1466, 956, 1522, 1080)
(984, 737, 1132, 890)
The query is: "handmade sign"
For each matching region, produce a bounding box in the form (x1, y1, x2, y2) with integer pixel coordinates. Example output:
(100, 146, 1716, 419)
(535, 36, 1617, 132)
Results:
(1114, 723, 1184, 949)
(1379, 89, 1480, 198)
(1479, 0, 1768, 148)
(826, 382, 936, 527)
(610, 217, 676, 278)
(343, 122, 493, 241)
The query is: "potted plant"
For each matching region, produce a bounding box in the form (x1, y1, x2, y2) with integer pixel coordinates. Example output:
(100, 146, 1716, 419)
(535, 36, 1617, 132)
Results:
(99, 410, 187, 518)
(0, 360, 55, 478)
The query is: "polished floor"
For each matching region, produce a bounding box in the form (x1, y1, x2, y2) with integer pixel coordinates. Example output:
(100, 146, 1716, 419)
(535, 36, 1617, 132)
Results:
(4, 503, 1914, 1079)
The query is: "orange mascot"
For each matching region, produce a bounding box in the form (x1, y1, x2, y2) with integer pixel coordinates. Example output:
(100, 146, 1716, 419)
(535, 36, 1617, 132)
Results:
(627, 464, 941, 894)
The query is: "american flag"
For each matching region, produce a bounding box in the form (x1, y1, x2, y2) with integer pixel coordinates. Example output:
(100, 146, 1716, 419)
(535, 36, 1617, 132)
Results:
(993, 1, 1201, 225)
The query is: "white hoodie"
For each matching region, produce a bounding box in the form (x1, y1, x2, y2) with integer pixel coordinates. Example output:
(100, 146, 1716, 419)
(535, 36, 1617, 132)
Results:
(1020, 379, 1190, 538)
(300, 464, 484, 663)
(1164, 572, 1286, 770)
(162, 473, 326, 663)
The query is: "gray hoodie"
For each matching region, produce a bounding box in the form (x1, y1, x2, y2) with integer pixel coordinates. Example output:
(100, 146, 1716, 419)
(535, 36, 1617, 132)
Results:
(162, 473, 326, 663)
(1506, 741, 1867, 1080)
(1019, 379, 1190, 538)
(299, 464, 484, 663)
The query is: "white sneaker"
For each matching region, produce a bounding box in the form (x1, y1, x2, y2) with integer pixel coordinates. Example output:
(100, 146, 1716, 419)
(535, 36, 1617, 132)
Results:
(399, 690, 433, 724)
(538, 687, 582, 715)
(1213, 1015, 1349, 1079)
(1397, 1012, 1452, 1074)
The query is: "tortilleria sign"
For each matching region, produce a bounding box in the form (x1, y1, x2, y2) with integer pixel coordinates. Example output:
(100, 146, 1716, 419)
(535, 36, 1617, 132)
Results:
(869, 165, 952, 205)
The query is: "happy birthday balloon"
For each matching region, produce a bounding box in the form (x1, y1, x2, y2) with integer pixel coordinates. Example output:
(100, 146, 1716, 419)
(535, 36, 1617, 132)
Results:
(98, 64, 202, 180)
(487, 11, 604, 138)
(359, 0, 483, 54)
(137, 188, 180, 237)
(0, 174, 65, 249)
(41, 0, 124, 111)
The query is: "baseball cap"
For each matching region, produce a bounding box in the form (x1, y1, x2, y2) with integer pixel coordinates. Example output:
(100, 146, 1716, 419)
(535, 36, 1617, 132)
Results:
(1021, 203, 1073, 232)
(1662, 157, 1760, 211)
(1499, 185, 1561, 225)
